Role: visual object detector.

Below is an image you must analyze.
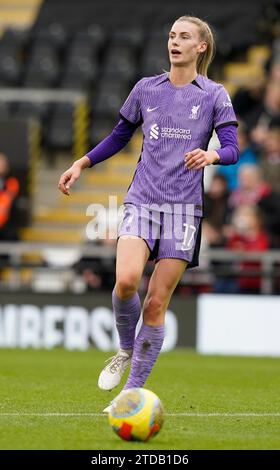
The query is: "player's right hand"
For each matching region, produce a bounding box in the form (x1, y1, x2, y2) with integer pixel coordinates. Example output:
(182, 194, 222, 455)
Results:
(58, 164, 81, 196)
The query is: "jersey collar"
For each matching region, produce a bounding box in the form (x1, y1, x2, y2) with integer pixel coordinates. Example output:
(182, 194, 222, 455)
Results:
(161, 72, 204, 90)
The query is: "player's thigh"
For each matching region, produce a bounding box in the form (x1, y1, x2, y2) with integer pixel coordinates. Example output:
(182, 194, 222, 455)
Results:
(146, 258, 188, 306)
(116, 235, 151, 285)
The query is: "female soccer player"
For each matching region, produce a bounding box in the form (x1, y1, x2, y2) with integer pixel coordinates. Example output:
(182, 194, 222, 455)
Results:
(58, 15, 239, 412)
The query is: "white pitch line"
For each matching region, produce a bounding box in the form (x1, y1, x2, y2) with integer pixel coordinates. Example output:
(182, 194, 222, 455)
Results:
(0, 412, 279, 417)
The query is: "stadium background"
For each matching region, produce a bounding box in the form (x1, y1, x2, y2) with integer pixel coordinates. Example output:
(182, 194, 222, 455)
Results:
(0, 0, 280, 451)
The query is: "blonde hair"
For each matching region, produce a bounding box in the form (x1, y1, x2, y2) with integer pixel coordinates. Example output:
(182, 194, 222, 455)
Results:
(175, 15, 216, 77)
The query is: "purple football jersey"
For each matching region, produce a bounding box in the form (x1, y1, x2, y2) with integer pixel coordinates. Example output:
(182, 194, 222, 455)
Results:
(120, 72, 238, 216)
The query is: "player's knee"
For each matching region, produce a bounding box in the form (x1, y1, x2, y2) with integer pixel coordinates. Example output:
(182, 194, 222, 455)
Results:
(143, 294, 164, 322)
(115, 275, 139, 299)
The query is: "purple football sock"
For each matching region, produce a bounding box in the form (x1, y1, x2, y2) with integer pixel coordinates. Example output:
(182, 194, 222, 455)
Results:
(123, 323, 165, 389)
(112, 288, 141, 351)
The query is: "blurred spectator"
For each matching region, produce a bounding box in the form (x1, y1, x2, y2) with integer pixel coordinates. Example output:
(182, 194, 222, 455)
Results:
(228, 205, 269, 251)
(229, 164, 272, 208)
(260, 121, 280, 192)
(249, 81, 280, 148)
(217, 121, 258, 190)
(0, 153, 20, 241)
(203, 173, 230, 247)
(226, 205, 270, 293)
(214, 205, 270, 294)
(228, 164, 280, 247)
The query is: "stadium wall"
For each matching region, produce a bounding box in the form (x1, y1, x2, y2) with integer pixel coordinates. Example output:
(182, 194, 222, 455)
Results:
(0, 293, 279, 356)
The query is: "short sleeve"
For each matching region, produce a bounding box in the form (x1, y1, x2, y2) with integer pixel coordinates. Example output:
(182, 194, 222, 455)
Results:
(119, 80, 142, 126)
(213, 85, 238, 130)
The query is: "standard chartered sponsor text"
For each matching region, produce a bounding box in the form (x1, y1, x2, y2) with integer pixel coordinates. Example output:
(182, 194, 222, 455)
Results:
(161, 127, 191, 139)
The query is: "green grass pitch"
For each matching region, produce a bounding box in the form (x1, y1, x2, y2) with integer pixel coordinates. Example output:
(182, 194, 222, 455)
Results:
(0, 348, 279, 450)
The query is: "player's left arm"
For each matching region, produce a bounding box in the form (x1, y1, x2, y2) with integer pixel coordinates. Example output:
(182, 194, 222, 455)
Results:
(185, 124, 239, 170)
(185, 85, 239, 170)
(184, 147, 221, 169)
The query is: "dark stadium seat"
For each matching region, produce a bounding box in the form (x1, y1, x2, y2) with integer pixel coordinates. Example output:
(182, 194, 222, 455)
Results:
(110, 28, 143, 50)
(31, 22, 68, 53)
(0, 50, 22, 87)
(102, 46, 136, 80)
(44, 102, 74, 149)
(89, 116, 117, 146)
(28, 40, 57, 58)
(140, 31, 169, 76)
(60, 57, 98, 90)
(72, 24, 105, 53)
(0, 28, 29, 52)
(93, 79, 129, 118)
(141, 54, 169, 77)
(0, 29, 25, 86)
(59, 36, 99, 90)
(23, 45, 60, 88)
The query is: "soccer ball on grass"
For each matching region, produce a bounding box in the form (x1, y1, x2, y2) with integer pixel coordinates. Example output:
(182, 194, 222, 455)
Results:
(108, 387, 164, 442)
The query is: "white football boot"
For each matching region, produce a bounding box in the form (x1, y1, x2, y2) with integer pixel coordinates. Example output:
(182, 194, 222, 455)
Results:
(98, 349, 132, 392)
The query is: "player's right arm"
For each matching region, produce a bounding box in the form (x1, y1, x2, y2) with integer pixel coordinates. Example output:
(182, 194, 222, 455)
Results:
(58, 118, 138, 195)
(58, 80, 142, 196)
(58, 156, 91, 196)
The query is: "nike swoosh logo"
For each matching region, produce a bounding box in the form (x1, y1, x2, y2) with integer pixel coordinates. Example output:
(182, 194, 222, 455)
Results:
(147, 106, 159, 112)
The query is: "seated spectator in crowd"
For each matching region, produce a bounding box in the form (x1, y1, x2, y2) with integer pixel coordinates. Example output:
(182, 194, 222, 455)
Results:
(214, 205, 270, 294)
(0, 153, 20, 241)
(229, 164, 280, 247)
(228, 164, 271, 207)
(248, 81, 280, 149)
(226, 205, 270, 293)
(203, 173, 230, 247)
(260, 120, 280, 192)
(217, 121, 258, 190)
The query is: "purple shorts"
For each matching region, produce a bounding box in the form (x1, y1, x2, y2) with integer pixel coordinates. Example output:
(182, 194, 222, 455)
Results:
(118, 203, 202, 269)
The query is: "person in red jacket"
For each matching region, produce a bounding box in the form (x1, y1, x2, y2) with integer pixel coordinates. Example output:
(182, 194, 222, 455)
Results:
(0, 153, 20, 240)
(227, 204, 270, 292)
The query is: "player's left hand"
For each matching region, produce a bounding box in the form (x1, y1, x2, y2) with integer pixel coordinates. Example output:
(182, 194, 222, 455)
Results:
(184, 149, 220, 170)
